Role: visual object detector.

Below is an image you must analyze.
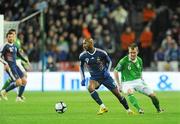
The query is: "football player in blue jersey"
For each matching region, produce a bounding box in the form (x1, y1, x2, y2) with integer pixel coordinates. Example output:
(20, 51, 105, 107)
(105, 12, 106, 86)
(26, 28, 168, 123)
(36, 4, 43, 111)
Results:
(0, 31, 28, 101)
(79, 38, 134, 115)
(0, 29, 30, 102)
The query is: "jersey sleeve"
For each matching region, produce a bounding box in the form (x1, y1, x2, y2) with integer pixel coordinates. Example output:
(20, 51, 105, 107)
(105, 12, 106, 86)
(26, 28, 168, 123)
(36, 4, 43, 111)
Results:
(114, 58, 125, 72)
(103, 51, 112, 72)
(79, 54, 85, 80)
(17, 48, 28, 63)
(0, 45, 8, 65)
(139, 57, 143, 72)
(14, 38, 21, 49)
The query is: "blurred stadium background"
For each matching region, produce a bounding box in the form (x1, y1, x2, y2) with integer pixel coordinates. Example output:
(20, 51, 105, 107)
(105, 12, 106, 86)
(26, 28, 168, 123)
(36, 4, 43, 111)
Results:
(1, 0, 179, 91)
(0, 0, 180, 124)
(1, 0, 179, 72)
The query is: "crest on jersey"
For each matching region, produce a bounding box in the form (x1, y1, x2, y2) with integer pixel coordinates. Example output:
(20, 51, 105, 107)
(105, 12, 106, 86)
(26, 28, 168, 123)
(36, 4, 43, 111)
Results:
(9, 47, 13, 52)
(14, 47, 17, 52)
(136, 63, 140, 68)
(96, 57, 101, 64)
(97, 57, 100, 61)
(85, 58, 89, 64)
(128, 63, 131, 70)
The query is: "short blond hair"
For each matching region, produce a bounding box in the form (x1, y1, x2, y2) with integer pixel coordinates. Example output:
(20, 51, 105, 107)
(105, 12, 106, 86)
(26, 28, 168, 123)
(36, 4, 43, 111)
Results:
(128, 43, 138, 50)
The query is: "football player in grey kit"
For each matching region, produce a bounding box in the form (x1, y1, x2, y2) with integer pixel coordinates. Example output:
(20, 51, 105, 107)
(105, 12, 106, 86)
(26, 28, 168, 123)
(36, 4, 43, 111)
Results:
(79, 38, 134, 115)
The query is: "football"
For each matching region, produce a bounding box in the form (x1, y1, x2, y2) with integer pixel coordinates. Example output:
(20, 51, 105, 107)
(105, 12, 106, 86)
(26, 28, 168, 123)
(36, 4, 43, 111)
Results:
(55, 101, 67, 113)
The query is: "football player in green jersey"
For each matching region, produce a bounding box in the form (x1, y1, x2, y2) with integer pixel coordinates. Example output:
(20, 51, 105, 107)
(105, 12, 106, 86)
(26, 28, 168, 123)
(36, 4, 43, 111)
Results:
(114, 43, 164, 114)
(0, 29, 30, 102)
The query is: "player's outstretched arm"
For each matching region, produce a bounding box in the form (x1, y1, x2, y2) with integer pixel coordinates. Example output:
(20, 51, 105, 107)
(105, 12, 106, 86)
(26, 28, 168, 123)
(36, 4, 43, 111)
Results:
(0, 52, 10, 71)
(113, 71, 122, 92)
(106, 55, 112, 72)
(0, 48, 8, 66)
(101, 51, 112, 78)
(79, 60, 86, 86)
(114, 71, 120, 84)
(17, 48, 28, 63)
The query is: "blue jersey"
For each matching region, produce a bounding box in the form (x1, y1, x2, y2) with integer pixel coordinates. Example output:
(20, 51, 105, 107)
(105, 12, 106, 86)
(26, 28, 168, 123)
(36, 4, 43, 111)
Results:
(79, 48, 112, 80)
(0, 42, 27, 81)
(0, 43, 27, 67)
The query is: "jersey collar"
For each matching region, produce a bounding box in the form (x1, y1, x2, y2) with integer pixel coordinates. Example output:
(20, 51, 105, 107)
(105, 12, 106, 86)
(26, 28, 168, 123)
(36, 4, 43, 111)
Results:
(7, 42, 14, 46)
(87, 48, 96, 55)
(128, 55, 137, 63)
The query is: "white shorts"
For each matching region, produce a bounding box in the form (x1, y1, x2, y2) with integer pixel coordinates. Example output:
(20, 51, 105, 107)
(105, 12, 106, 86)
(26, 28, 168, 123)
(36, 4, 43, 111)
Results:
(16, 59, 26, 73)
(122, 79, 154, 95)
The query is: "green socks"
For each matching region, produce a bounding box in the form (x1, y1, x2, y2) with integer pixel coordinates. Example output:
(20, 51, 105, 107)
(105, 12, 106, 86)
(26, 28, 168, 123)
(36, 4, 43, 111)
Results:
(128, 94, 141, 111)
(2, 79, 12, 90)
(150, 96, 160, 111)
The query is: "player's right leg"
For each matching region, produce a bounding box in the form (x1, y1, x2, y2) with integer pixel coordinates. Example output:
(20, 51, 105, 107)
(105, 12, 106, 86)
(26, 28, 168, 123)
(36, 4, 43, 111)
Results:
(0, 78, 12, 100)
(1, 78, 22, 100)
(16, 60, 27, 100)
(111, 88, 135, 115)
(123, 85, 144, 114)
(127, 92, 144, 114)
(1, 78, 13, 90)
(15, 65, 27, 102)
(88, 79, 107, 115)
(16, 76, 27, 102)
(1, 68, 22, 100)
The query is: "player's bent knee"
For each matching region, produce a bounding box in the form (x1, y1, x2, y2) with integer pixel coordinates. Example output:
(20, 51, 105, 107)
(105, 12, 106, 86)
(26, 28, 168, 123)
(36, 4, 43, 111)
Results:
(16, 79, 22, 86)
(23, 72, 27, 78)
(149, 93, 156, 97)
(22, 80, 27, 85)
(88, 86, 95, 92)
(127, 89, 134, 94)
(21, 77, 27, 85)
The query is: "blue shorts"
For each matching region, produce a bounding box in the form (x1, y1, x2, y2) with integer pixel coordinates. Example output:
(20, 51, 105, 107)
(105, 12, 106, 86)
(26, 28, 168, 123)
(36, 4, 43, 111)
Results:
(90, 76, 117, 91)
(6, 65, 24, 81)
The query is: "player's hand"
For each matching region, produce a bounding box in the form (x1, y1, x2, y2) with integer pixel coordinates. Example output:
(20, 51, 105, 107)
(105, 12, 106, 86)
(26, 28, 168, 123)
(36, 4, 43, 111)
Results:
(26, 61, 31, 68)
(81, 79, 86, 86)
(23, 60, 31, 71)
(4, 64, 10, 71)
(104, 71, 110, 78)
(117, 83, 122, 92)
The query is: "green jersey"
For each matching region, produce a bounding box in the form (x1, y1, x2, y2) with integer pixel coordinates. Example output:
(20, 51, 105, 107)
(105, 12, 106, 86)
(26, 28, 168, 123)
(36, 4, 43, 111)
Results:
(14, 38, 21, 49)
(14, 38, 22, 60)
(114, 56, 143, 82)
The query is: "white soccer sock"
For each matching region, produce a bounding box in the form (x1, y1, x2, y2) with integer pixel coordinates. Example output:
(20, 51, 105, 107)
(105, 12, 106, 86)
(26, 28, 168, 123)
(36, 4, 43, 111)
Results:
(100, 104, 106, 108)
(127, 109, 131, 112)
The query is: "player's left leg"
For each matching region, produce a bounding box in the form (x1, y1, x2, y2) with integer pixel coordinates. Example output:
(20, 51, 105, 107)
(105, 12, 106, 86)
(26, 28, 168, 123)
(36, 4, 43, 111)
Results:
(135, 83, 163, 113)
(103, 77, 134, 114)
(148, 93, 164, 113)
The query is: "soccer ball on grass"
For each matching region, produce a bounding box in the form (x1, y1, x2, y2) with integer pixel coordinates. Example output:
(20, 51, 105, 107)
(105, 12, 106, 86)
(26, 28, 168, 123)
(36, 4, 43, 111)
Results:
(55, 101, 67, 113)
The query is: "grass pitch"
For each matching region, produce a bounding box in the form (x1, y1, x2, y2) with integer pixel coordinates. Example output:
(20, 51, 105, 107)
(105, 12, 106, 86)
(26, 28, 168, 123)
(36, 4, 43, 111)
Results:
(0, 91, 180, 124)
